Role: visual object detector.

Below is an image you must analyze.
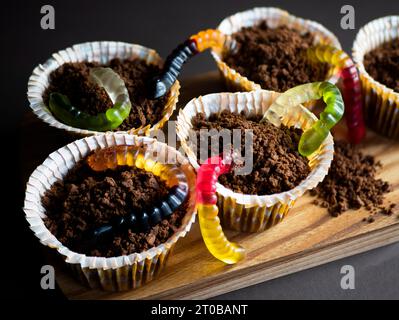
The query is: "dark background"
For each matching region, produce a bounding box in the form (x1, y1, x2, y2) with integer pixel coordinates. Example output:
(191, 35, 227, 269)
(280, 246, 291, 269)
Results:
(3, 0, 399, 300)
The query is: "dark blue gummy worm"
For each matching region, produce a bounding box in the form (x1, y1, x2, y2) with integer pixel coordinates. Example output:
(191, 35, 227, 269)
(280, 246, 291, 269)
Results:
(125, 212, 138, 230)
(152, 39, 198, 99)
(139, 212, 150, 232)
(84, 184, 188, 245)
(149, 207, 162, 226)
(160, 201, 173, 218)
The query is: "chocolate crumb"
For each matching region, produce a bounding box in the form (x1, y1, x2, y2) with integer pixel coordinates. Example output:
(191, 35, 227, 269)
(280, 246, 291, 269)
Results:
(42, 159, 188, 257)
(311, 140, 391, 219)
(191, 110, 310, 195)
(43, 58, 169, 130)
(378, 203, 396, 216)
(223, 22, 328, 92)
(367, 216, 375, 223)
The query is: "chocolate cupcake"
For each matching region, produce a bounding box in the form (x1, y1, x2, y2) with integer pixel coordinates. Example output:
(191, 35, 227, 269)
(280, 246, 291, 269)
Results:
(27, 42, 180, 136)
(23, 134, 196, 291)
(353, 16, 399, 138)
(211, 7, 341, 93)
(176, 91, 334, 232)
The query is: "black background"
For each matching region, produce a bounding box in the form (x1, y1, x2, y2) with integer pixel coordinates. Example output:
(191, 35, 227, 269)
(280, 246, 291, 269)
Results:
(3, 0, 399, 300)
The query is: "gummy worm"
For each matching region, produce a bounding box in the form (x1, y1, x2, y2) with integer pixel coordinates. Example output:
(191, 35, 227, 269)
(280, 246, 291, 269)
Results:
(49, 67, 131, 131)
(196, 154, 245, 264)
(83, 146, 188, 244)
(155, 31, 364, 145)
(152, 29, 225, 99)
(307, 45, 366, 143)
(263, 82, 344, 157)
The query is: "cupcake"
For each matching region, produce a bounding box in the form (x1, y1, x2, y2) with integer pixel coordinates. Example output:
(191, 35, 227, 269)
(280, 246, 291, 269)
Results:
(211, 7, 341, 92)
(27, 41, 180, 136)
(176, 91, 334, 233)
(352, 16, 399, 139)
(23, 133, 196, 291)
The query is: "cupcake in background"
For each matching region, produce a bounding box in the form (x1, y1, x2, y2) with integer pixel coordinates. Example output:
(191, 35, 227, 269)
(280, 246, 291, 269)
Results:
(27, 42, 180, 136)
(353, 16, 399, 139)
(211, 7, 341, 92)
(149, 7, 363, 144)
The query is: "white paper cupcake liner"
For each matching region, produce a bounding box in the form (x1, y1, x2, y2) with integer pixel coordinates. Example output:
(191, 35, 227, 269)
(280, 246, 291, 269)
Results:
(23, 133, 196, 291)
(176, 90, 334, 232)
(352, 16, 399, 138)
(27, 41, 180, 136)
(211, 7, 342, 93)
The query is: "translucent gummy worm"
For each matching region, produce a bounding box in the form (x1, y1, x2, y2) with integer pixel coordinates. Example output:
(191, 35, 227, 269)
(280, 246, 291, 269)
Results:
(263, 82, 344, 157)
(83, 145, 188, 244)
(152, 29, 225, 99)
(49, 67, 131, 131)
(307, 45, 366, 143)
(196, 154, 245, 264)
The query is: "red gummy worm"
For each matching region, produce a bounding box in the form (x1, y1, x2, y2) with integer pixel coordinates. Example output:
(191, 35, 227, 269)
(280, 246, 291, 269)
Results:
(340, 65, 366, 143)
(196, 156, 231, 205)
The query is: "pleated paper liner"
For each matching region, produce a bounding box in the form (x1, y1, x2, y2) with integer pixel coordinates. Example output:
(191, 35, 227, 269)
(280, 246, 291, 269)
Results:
(210, 7, 342, 97)
(27, 41, 180, 137)
(352, 16, 399, 139)
(23, 133, 196, 291)
(176, 90, 334, 233)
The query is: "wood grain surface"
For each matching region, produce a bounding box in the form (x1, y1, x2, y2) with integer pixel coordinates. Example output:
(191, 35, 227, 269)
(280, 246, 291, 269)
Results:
(20, 72, 399, 300)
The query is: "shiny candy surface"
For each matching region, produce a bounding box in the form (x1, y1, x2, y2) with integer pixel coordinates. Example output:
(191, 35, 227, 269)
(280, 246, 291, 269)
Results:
(190, 29, 225, 52)
(149, 207, 162, 225)
(196, 155, 245, 264)
(307, 45, 366, 143)
(126, 213, 138, 230)
(48, 67, 131, 131)
(152, 29, 225, 99)
(263, 82, 344, 157)
(140, 212, 150, 232)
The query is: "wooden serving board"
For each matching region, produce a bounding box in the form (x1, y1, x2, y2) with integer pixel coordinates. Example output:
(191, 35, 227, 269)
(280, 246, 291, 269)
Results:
(20, 72, 399, 300)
